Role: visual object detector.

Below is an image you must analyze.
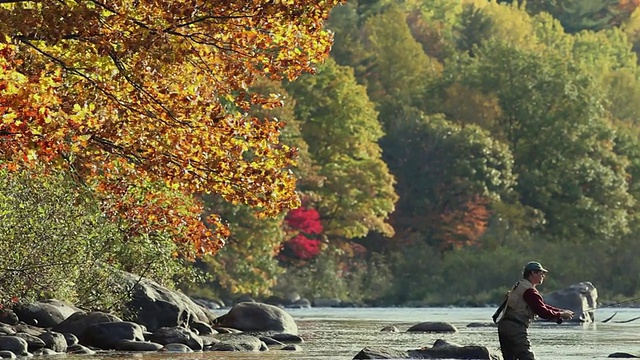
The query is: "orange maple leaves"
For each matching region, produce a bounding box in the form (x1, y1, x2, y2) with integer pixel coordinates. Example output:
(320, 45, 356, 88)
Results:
(0, 0, 343, 257)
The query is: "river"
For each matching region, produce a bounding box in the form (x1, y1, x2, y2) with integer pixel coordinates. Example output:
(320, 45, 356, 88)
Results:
(90, 307, 640, 359)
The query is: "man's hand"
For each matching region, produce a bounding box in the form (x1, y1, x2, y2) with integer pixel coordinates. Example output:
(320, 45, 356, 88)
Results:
(560, 310, 574, 320)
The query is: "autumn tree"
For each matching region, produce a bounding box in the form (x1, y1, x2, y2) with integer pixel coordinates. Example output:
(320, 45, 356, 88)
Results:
(381, 113, 516, 250)
(0, 1, 342, 259)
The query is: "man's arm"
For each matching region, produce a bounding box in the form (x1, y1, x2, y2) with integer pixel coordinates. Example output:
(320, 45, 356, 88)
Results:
(523, 288, 563, 321)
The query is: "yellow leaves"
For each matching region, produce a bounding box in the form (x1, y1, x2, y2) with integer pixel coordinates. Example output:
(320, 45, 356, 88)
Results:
(0, 0, 341, 258)
(2, 112, 17, 125)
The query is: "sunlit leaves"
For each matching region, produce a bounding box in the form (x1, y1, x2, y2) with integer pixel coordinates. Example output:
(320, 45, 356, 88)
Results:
(0, 0, 343, 257)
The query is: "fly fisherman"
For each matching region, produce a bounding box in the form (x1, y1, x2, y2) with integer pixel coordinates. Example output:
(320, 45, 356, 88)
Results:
(495, 261, 575, 360)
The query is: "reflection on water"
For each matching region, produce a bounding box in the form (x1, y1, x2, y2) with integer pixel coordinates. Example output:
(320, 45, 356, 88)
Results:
(75, 307, 640, 360)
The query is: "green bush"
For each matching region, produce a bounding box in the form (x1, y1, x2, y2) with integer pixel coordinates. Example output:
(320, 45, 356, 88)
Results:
(0, 168, 200, 312)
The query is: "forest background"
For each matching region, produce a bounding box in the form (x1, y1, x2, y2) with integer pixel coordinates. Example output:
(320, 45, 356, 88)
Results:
(3, 0, 640, 312)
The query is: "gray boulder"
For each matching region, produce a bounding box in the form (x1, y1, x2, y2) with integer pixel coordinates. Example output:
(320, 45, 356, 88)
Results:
(52, 311, 122, 337)
(149, 326, 203, 351)
(354, 347, 410, 359)
(354, 339, 500, 360)
(208, 334, 265, 351)
(214, 302, 298, 335)
(119, 271, 215, 331)
(0, 336, 29, 356)
(406, 321, 457, 333)
(544, 282, 598, 322)
(80, 321, 146, 350)
(12, 299, 82, 328)
(38, 331, 67, 353)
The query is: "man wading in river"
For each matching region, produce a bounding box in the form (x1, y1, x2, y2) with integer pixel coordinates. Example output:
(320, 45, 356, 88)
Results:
(494, 261, 575, 360)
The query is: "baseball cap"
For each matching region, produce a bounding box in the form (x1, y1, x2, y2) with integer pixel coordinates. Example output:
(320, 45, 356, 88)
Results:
(524, 261, 548, 273)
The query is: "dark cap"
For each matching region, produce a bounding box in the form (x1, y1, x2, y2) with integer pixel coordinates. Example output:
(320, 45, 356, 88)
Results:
(523, 261, 548, 273)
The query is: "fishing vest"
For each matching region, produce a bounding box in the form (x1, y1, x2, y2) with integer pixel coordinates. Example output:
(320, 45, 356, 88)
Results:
(502, 279, 536, 327)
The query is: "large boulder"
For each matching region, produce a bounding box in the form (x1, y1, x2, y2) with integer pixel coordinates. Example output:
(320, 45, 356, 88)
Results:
(52, 311, 122, 337)
(213, 302, 298, 335)
(544, 282, 598, 322)
(79, 321, 146, 350)
(119, 271, 215, 331)
(12, 299, 82, 328)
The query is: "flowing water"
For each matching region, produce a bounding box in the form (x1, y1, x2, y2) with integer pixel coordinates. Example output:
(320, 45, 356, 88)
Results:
(80, 307, 640, 360)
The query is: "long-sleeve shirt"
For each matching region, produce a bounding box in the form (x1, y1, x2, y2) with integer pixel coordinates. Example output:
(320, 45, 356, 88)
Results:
(523, 287, 564, 321)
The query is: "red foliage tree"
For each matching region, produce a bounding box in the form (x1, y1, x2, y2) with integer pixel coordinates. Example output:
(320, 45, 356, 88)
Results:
(278, 206, 323, 263)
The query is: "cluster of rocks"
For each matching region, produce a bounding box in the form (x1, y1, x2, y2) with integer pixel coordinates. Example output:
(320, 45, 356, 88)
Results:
(0, 271, 304, 358)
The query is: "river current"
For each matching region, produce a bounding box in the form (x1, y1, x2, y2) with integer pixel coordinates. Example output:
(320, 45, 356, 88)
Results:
(72, 307, 640, 360)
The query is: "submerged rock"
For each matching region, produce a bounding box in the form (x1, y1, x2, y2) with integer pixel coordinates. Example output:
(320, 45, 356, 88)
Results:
(353, 339, 500, 360)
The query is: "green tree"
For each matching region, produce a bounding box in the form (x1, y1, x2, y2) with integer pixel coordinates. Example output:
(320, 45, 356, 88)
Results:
(195, 196, 286, 298)
(360, 4, 441, 114)
(460, 40, 634, 242)
(285, 58, 398, 240)
(510, 0, 625, 33)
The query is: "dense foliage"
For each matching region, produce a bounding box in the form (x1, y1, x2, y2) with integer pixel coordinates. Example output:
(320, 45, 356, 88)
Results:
(6, 0, 640, 308)
(0, 168, 195, 309)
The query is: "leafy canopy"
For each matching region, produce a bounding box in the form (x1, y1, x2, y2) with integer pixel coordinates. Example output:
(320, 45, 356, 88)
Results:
(0, 0, 342, 256)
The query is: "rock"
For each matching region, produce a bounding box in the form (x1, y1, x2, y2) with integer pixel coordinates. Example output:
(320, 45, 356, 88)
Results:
(0, 324, 15, 336)
(544, 282, 598, 322)
(208, 334, 264, 351)
(34, 347, 59, 355)
(119, 271, 215, 331)
(12, 299, 82, 328)
(115, 339, 163, 351)
(13, 332, 46, 352)
(353, 347, 409, 359)
(269, 333, 304, 343)
(259, 336, 284, 346)
(212, 326, 242, 334)
(354, 340, 499, 360)
(67, 344, 96, 355)
(609, 353, 640, 358)
(63, 333, 79, 346)
(214, 302, 298, 335)
(0, 335, 29, 356)
(80, 321, 146, 349)
(286, 298, 312, 309)
(406, 321, 457, 333)
(161, 343, 193, 352)
(14, 322, 45, 336)
(52, 311, 122, 337)
(149, 326, 203, 351)
(0, 310, 18, 326)
(410, 339, 499, 359)
(38, 331, 67, 353)
(190, 320, 214, 335)
(0, 350, 16, 358)
(380, 325, 399, 332)
(282, 344, 302, 351)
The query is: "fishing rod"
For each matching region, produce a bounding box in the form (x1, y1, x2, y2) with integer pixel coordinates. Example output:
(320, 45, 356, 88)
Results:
(584, 297, 640, 323)
(583, 297, 640, 313)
